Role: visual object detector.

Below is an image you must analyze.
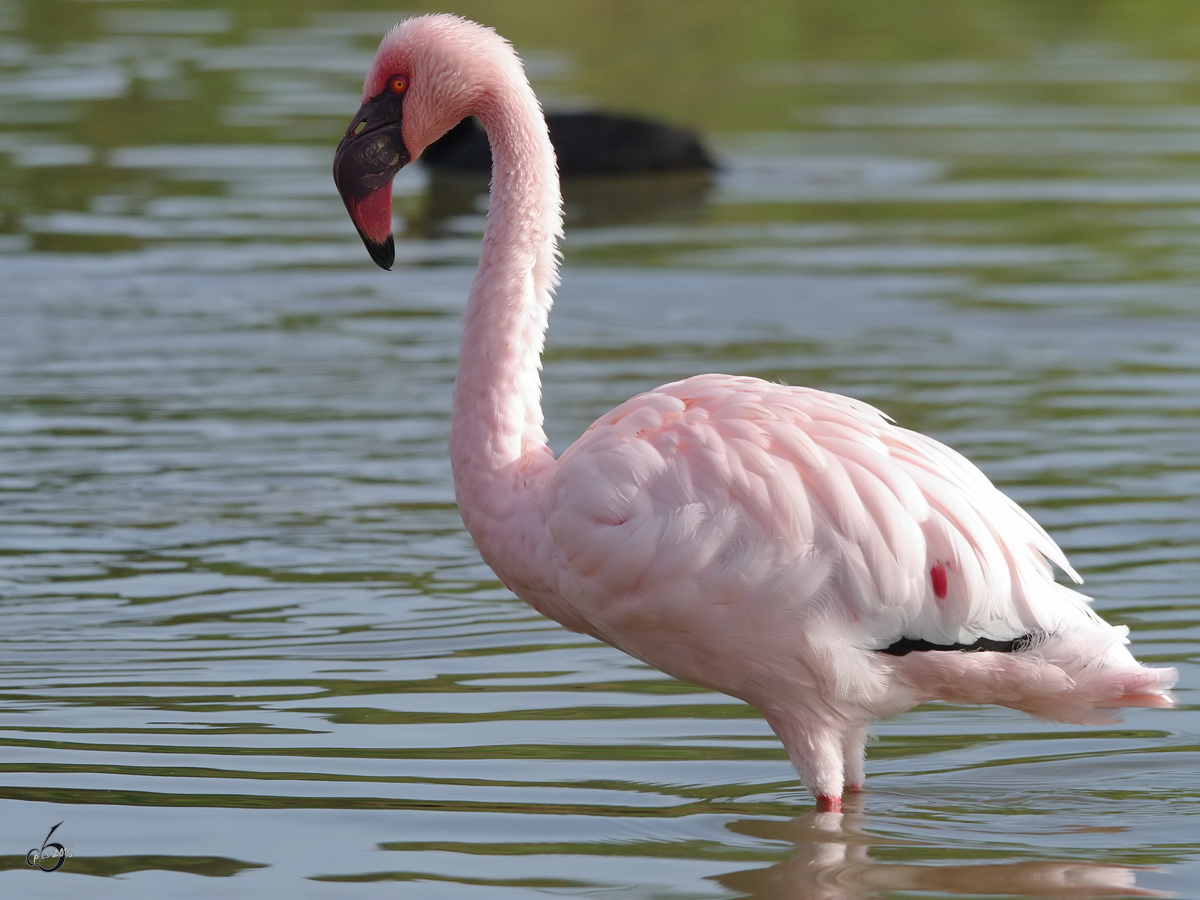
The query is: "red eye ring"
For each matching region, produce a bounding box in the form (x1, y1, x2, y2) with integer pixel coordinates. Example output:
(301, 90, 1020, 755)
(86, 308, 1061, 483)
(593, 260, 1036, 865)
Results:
(389, 76, 408, 94)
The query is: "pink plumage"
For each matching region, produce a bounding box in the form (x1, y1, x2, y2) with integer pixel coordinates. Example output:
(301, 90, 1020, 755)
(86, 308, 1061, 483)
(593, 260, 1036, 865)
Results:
(333, 14, 1176, 810)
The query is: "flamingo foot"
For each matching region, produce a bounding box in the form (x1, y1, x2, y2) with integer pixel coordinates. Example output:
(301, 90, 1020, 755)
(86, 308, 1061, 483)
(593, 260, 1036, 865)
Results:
(814, 794, 842, 812)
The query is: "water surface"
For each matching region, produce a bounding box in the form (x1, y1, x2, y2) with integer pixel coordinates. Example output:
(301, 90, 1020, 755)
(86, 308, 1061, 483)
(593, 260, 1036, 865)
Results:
(1, 2, 1197, 897)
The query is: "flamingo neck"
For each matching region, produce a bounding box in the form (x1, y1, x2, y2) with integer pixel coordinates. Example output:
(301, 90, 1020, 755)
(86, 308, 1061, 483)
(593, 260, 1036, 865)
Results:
(449, 79, 562, 533)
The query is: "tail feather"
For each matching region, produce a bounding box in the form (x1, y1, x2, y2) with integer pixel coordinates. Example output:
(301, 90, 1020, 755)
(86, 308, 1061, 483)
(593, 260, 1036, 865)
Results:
(1092, 666, 1178, 709)
(889, 627, 1176, 725)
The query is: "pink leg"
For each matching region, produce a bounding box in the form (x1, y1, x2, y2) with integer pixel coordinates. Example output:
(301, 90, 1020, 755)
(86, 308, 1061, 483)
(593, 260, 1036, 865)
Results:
(766, 714, 846, 807)
(815, 794, 842, 812)
(842, 724, 869, 792)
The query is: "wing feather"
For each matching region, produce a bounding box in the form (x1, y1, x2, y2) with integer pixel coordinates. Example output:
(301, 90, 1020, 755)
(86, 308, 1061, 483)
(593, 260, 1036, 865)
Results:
(546, 374, 1094, 652)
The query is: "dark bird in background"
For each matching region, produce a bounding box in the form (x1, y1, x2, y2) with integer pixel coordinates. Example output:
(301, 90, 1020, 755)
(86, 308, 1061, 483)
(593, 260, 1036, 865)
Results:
(421, 112, 715, 176)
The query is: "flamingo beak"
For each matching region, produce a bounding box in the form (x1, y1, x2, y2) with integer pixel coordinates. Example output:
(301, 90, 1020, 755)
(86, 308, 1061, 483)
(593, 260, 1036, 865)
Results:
(333, 91, 410, 270)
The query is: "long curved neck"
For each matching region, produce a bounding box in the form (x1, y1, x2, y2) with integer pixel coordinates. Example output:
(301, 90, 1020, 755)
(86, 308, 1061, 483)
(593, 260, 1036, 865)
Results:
(449, 75, 562, 534)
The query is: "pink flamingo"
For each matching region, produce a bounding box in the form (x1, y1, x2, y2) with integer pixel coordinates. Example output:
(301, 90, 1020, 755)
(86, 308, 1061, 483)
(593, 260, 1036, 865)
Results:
(333, 15, 1176, 811)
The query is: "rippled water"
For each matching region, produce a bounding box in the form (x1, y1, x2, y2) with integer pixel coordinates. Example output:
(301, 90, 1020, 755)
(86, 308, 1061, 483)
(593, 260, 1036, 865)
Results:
(2, 3, 1198, 897)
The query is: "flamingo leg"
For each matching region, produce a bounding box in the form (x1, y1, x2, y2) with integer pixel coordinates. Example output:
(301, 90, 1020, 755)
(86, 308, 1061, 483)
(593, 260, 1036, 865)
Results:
(843, 724, 869, 792)
(815, 794, 843, 812)
(768, 715, 846, 806)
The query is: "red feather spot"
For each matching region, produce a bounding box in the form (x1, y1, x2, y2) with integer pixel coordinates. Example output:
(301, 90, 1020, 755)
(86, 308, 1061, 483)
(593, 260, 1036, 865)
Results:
(930, 563, 948, 599)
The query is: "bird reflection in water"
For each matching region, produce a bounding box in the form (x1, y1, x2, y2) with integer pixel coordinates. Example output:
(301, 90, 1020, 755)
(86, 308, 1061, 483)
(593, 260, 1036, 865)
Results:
(714, 804, 1164, 899)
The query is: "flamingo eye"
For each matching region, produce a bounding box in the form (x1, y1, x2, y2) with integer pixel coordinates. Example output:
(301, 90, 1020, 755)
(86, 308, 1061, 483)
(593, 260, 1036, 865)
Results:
(389, 76, 408, 94)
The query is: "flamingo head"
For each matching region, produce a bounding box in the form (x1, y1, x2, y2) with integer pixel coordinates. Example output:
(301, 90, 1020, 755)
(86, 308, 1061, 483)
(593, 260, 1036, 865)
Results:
(334, 15, 503, 270)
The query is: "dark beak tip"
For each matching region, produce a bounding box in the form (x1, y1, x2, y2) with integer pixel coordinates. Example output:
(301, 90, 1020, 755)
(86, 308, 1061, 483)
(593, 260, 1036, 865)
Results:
(368, 236, 396, 271)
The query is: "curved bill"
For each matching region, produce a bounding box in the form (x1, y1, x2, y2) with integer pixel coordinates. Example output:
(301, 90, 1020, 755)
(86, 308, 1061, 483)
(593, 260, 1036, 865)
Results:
(333, 92, 410, 270)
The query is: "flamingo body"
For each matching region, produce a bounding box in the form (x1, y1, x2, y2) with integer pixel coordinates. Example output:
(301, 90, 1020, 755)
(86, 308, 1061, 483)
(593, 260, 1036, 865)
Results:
(334, 15, 1176, 809)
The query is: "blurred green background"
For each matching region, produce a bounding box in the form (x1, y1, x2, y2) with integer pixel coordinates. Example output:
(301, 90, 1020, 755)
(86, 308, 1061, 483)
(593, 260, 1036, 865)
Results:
(9, 0, 1200, 257)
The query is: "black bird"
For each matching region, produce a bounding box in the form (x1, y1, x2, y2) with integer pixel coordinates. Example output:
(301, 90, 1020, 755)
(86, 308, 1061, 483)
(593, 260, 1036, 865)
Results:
(420, 112, 714, 175)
